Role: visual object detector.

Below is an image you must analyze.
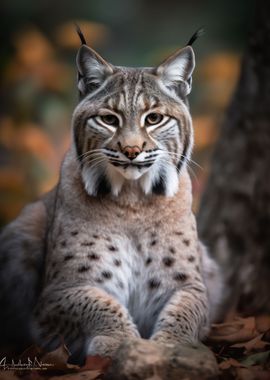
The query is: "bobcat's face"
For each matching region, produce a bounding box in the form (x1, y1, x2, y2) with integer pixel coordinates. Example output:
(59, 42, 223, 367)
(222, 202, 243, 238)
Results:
(72, 44, 195, 197)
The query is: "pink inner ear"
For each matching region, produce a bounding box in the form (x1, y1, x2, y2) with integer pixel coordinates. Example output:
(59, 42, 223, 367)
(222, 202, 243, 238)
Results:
(155, 46, 195, 97)
(76, 45, 114, 79)
(76, 45, 115, 97)
(156, 46, 195, 81)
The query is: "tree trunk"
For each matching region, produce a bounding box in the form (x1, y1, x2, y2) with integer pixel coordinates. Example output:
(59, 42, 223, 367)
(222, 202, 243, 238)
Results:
(198, 0, 270, 316)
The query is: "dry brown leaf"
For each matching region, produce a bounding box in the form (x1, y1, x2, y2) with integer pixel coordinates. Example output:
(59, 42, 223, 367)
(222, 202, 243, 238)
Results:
(40, 344, 70, 371)
(209, 317, 258, 344)
(219, 357, 244, 370)
(80, 355, 112, 373)
(209, 329, 258, 344)
(210, 320, 245, 336)
(256, 316, 270, 334)
(232, 333, 270, 352)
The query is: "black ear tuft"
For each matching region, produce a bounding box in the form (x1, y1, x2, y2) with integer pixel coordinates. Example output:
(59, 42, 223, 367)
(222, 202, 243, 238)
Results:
(74, 22, 87, 45)
(186, 27, 205, 47)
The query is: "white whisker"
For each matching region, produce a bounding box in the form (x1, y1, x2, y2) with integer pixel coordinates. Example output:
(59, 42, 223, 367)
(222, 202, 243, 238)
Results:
(159, 149, 203, 171)
(81, 153, 105, 164)
(77, 148, 105, 160)
(159, 156, 199, 184)
(83, 156, 107, 167)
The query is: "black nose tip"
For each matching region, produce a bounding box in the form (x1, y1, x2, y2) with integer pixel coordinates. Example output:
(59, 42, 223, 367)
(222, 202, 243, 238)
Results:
(122, 145, 141, 160)
(124, 150, 139, 160)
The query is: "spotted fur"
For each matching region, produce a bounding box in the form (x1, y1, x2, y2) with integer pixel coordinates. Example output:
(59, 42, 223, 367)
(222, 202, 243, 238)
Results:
(0, 39, 223, 360)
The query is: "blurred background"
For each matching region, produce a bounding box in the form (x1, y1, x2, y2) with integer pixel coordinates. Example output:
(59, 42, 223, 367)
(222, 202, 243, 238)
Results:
(0, 0, 253, 226)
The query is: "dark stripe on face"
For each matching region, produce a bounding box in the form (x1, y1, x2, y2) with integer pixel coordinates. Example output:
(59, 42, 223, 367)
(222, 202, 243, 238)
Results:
(176, 134, 189, 172)
(75, 133, 82, 162)
(152, 170, 166, 195)
(110, 162, 154, 169)
(73, 118, 84, 163)
(96, 174, 111, 196)
(133, 89, 143, 107)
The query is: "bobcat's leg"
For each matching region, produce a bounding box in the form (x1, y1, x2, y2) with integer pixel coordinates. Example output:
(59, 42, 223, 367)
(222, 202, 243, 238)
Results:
(34, 286, 140, 359)
(0, 201, 47, 349)
(151, 279, 209, 346)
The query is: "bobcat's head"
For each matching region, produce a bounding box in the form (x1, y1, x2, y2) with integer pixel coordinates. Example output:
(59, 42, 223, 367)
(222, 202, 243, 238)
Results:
(72, 32, 196, 197)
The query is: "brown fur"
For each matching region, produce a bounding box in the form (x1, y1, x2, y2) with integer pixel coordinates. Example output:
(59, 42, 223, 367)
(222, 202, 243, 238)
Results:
(0, 43, 222, 361)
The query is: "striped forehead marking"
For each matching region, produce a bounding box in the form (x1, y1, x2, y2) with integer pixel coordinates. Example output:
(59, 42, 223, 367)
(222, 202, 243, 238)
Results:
(103, 72, 161, 119)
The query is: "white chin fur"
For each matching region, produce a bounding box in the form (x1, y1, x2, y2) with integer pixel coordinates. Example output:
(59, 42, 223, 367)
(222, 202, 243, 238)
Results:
(82, 165, 102, 196)
(112, 166, 147, 180)
(164, 163, 179, 197)
(139, 161, 162, 195)
(105, 165, 125, 196)
(82, 160, 180, 197)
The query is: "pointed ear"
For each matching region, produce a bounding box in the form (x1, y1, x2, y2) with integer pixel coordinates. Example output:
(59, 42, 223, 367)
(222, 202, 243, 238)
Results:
(76, 45, 114, 97)
(155, 46, 195, 97)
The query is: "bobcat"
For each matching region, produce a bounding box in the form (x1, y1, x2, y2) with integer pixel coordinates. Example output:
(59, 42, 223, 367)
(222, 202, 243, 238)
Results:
(0, 29, 222, 362)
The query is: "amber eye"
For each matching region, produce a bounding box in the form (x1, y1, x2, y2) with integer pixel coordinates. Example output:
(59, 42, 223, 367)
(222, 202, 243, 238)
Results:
(100, 114, 119, 127)
(145, 113, 163, 126)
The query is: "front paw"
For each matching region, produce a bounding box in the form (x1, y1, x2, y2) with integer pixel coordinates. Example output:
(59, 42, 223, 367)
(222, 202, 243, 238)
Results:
(104, 337, 219, 380)
(151, 331, 187, 346)
(87, 334, 133, 358)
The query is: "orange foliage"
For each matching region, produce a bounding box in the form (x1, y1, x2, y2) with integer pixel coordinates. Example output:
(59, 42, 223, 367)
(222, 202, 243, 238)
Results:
(56, 21, 109, 49)
(193, 115, 219, 149)
(197, 52, 240, 109)
(4, 27, 72, 91)
(13, 27, 54, 67)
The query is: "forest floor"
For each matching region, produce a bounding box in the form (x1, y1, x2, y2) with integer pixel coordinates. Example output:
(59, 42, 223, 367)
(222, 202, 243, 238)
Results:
(0, 315, 269, 380)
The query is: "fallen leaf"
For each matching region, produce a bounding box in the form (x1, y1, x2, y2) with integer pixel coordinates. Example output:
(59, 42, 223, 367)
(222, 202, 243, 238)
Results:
(209, 329, 258, 344)
(255, 316, 270, 334)
(80, 355, 112, 373)
(210, 321, 244, 336)
(232, 333, 270, 352)
(209, 317, 258, 344)
(219, 357, 244, 370)
(40, 344, 70, 371)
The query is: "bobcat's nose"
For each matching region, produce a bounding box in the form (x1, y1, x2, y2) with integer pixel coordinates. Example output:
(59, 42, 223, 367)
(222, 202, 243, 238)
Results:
(122, 145, 142, 160)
